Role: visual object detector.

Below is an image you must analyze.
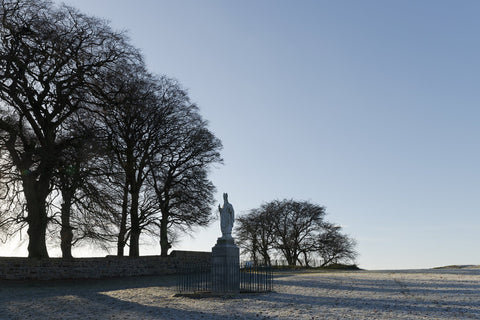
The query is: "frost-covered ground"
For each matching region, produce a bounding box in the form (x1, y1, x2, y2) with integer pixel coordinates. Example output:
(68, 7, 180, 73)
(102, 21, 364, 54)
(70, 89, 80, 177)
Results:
(1, 267, 480, 319)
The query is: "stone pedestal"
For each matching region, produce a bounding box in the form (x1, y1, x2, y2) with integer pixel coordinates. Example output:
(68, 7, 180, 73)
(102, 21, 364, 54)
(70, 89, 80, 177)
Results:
(211, 237, 240, 293)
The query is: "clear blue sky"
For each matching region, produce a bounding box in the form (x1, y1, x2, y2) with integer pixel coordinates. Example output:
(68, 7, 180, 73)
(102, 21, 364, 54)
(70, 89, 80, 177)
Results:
(4, 0, 480, 270)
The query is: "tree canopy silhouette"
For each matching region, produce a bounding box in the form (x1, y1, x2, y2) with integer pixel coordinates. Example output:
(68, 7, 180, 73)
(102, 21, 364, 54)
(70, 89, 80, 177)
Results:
(0, 0, 134, 258)
(235, 199, 357, 267)
(0, 0, 222, 258)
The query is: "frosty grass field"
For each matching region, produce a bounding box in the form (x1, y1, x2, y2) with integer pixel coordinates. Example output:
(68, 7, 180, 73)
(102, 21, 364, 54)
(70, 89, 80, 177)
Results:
(1, 266, 479, 319)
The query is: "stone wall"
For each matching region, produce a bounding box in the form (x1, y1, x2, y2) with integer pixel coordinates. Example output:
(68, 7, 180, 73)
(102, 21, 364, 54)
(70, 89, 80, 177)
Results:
(0, 250, 211, 280)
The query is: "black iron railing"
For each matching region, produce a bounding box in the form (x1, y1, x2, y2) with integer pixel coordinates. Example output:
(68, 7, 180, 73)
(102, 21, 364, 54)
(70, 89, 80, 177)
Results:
(240, 264, 273, 293)
(177, 264, 212, 293)
(176, 263, 273, 294)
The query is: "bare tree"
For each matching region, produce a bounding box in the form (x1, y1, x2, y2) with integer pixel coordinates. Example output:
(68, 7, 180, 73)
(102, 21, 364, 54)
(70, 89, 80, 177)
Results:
(0, 0, 222, 259)
(236, 199, 357, 267)
(52, 112, 119, 258)
(235, 213, 260, 264)
(317, 223, 358, 266)
(149, 83, 222, 256)
(235, 207, 275, 265)
(270, 200, 325, 266)
(0, 0, 132, 258)
(94, 59, 177, 257)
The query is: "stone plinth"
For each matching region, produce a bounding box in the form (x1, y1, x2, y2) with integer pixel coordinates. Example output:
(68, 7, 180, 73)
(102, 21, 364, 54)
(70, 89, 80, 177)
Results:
(211, 237, 240, 293)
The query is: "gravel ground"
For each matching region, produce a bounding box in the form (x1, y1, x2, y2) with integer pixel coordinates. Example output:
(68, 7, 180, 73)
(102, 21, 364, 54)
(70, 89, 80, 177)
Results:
(1, 267, 480, 319)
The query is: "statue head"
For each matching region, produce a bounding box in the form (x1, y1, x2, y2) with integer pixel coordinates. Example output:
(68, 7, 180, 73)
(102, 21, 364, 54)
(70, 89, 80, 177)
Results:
(223, 193, 228, 203)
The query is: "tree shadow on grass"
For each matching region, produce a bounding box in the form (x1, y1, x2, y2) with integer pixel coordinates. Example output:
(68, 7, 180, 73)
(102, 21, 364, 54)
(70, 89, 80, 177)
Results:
(0, 275, 236, 320)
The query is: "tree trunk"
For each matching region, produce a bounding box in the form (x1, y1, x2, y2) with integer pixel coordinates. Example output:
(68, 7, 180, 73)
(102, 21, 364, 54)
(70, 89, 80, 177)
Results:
(251, 250, 258, 266)
(159, 216, 170, 257)
(60, 225, 73, 259)
(129, 226, 140, 257)
(281, 248, 296, 267)
(251, 237, 258, 265)
(117, 185, 129, 256)
(128, 188, 140, 257)
(289, 253, 298, 267)
(260, 249, 271, 266)
(321, 256, 335, 267)
(302, 251, 310, 268)
(23, 177, 49, 259)
(60, 192, 73, 259)
(26, 210, 49, 259)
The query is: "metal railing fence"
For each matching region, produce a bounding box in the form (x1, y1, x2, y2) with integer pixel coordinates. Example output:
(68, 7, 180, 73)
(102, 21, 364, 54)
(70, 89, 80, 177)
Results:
(176, 263, 273, 294)
(240, 264, 273, 293)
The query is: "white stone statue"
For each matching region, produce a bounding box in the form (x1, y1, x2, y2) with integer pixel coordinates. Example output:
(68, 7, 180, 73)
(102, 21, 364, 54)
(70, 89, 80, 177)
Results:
(218, 193, 234, 239)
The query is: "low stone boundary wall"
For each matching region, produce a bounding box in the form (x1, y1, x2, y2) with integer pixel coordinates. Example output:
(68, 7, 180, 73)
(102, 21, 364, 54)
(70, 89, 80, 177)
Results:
(0, 250, 211, 280)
